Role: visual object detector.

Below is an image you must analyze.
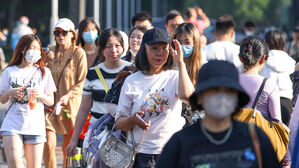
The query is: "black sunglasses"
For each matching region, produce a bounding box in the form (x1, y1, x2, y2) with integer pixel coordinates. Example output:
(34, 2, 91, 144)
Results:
(54, 30, 68, 36)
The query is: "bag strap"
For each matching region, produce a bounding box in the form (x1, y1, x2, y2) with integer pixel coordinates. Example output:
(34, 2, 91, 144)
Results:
(56, 47, 79, 92)
(94, 65, 109, 93)
(252, 78, 267, 110)
(248, 123, 262, 168)
(5, 67, 40, 115)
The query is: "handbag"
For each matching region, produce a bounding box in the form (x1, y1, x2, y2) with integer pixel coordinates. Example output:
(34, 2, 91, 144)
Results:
(234, 78, 290, 162)
(98, 124, 141, 168)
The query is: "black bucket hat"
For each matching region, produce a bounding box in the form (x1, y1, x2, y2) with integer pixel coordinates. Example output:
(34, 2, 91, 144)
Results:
(189, 60, 250, 111)
(141, 28, 170, 45)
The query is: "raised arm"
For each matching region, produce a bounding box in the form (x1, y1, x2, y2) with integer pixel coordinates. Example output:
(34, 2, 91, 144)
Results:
(196, 7, 210, 28)
(172, 39, 195, 103)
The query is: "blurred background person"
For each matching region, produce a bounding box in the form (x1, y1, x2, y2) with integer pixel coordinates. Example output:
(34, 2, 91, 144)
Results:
(165, 10, 184, 37)
(77, 17, 101, 69)
(243, 20, 256, 37)
(131, 11, 153, 30)
(204, 16, 242, 72)
(236, 20, 257, 44)
(44, 18, 87, 168)
(288, 26, 299, 62)
(119, 31, 129, 58)
(185, 6, 210, 35)
(11, 16, 33, 50)
(122, 26, 147, 63)
(260, 30, 295, 125)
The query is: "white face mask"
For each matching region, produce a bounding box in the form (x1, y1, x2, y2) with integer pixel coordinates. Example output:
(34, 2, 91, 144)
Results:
(25, 50, 41, 63)
(245, 31, 255, 36)
(200, 92, 238, 119)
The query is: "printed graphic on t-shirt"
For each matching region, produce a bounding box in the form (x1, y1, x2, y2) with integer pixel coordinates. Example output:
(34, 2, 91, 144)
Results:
(190, 148, 257, 168)
(140, 88, 170, 117)
(9, 77, 41, 104)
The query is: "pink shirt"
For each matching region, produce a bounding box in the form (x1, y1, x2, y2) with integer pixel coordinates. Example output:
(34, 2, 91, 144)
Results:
(239, 73, 282, 122)
(186, 19, 209, 34)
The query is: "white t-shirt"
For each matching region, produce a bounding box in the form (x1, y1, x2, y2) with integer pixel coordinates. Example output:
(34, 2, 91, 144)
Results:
(205, 41, 242, 72)
(0, 65, 56, 136)
(115, 70, 185, 154)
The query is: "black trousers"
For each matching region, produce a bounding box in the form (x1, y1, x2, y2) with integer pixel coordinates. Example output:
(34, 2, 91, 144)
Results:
(280, 97, 292, 126)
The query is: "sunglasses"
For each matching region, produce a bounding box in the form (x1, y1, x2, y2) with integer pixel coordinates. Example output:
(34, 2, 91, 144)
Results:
(54, 30, 68, 36)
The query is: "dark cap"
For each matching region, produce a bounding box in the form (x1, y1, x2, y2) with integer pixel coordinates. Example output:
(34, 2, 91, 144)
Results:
(141, 28, 169, 45)
(189, 60, 250, 111)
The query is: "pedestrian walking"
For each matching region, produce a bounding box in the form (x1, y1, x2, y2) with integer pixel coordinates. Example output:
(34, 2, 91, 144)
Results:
(43, 18, 88, 168)
(0, 34, 56, 168)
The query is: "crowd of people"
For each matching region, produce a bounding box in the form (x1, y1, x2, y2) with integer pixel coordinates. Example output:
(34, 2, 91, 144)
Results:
(0, 5, 299, 168)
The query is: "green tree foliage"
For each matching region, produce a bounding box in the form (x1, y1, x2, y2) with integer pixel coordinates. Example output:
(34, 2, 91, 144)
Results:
(183, 0, 287, 29)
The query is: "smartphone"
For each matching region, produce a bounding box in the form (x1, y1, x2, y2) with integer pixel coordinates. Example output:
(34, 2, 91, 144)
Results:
(136, 114, 147, 124)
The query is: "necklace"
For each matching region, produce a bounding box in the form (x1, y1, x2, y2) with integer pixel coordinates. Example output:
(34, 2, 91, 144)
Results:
(201, 122, 233, 145)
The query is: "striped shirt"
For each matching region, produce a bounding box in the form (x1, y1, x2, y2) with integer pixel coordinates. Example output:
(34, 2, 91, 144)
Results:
(83, 61, 131, 120)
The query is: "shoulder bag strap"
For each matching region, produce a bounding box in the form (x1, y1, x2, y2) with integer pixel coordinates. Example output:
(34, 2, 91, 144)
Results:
(248, 123, 262, 168)
(56, 47, 79, 91)
(252, 78, 267, 110)
(5, 67, 40, 114)
(94, 65, 109, 93)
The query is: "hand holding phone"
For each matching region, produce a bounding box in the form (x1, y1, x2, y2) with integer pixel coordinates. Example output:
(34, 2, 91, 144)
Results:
(136, 114, 146, 124)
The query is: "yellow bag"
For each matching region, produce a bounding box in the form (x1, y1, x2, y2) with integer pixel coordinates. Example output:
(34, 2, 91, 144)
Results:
(234, 78, 290, 162)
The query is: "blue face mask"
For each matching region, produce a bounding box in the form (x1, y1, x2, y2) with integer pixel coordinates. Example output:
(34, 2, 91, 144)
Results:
(83, 31, 98, 44)
(181, 45, 194, 58)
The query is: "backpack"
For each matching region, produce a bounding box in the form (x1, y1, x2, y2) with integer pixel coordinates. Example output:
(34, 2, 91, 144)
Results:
(234, 78, 290, 162)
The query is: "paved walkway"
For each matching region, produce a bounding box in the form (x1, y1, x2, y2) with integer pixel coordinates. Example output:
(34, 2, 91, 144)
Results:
(0, 102, 64, 167)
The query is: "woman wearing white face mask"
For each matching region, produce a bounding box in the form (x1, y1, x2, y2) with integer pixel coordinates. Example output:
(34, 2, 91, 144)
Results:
(172, 23, 202, 86)
(77, 17, 101, 69)
(172, 23, 203, 125)
(157, 60, 280, 168)
(0, 34, 56, 167)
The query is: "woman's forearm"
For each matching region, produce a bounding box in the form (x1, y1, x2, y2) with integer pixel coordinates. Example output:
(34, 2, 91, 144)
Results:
(115, 116, 136, 131)
(40, 93, 54, 106)
(0, 90, 11, 104)
(177, 61, 195, 103)
(71, 95, 92, 143)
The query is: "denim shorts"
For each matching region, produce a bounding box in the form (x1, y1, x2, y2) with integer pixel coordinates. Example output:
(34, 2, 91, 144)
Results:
(1, 131, 46, 144)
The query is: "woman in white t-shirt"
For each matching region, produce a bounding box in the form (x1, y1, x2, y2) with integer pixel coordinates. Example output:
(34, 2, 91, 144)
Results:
(0, 34, 56, 167)
(115, 28, 194, 167)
